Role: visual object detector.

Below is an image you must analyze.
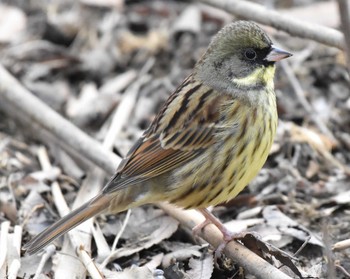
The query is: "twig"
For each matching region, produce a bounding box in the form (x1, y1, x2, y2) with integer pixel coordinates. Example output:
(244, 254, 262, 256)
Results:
(7, 225, 22, 279)
(0, 221, 10, 278)
(199, 0, 345, 50)
(335, 261, 350, 278)
(99, 70, 137, 95)
(77, 247, 104, 279)
(100, 209, 131, 268)
(33, 245, 56, 279)
(337, 0, 350, 73)
(91, 222, 110, 260)
(323, 223, 336, 279)
(37, 146, 95, 278)
(7, 260, 20, 279)
(0, 64, 121, 174)
(293, 235, 311, 257)
(333, 238, 350, 251)
(102, 71, 152, 151)
(158, 204, 292, 279)
(0, 65, 293, 278)
(0, 223, 21, 279)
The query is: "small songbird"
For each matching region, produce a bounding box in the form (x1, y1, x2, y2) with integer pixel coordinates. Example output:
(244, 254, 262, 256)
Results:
(24, 21, 292, 254)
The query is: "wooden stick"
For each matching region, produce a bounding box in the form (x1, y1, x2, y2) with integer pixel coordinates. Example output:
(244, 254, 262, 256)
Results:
(0, 64, 120, 174)
(158, 204, 293, 279)
(200, 0, 345, 50)
(337, 0, 350, 72)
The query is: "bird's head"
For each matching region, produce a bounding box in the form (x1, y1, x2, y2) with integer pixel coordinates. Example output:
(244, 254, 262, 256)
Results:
(195, 21, 292, 94)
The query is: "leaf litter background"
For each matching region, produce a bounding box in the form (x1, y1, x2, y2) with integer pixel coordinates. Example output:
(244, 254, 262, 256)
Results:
(0, 0, 350, 278)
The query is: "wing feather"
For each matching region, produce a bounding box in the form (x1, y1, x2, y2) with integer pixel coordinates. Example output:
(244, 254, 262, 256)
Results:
(103, 76, 230, 193)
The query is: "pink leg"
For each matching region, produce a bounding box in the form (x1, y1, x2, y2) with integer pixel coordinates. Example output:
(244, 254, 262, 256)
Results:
(195, 208, 244, 240)
(194, 208, 245, 260)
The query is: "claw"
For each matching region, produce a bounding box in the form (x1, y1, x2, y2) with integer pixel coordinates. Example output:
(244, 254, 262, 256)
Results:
(194, 208, 246, 266)
(192, 218, 212, 237)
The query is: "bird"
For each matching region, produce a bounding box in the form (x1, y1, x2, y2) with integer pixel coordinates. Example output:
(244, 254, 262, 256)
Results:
(23, 20, 292, 255)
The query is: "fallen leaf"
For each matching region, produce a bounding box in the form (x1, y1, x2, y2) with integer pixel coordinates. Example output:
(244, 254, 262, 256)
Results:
(162, 245, 202, 268)
(105, 207, 179, 260)
(263, 206, 324, 247)
(100, 264, 162, 279)
(239, 233, 302, 279)
(330, 190, 350, 204)
(186, 252, 214, 279)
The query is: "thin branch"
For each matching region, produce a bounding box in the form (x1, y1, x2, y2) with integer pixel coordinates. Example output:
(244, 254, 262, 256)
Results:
(333, 238, 350, 251)
(337, 0, 350, 73)
(76, 247, 104, 279)
(0, 65, 120, 174)
(335, 261, 350, 278)
(100, 209, 132, 268)
(199, 0, 345, 50)
(158, 204, 293, 279)
(37, 146, 94, 278)
(0, 221, 10, 277)
(33, 245, 56, 279)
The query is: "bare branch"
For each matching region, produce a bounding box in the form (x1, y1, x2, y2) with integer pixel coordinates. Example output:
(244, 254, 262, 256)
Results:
(200, 0, 345, 49)
(158, 204, 293, 279)
(0, 65, 121, 174)
(337, 0, 350, 72)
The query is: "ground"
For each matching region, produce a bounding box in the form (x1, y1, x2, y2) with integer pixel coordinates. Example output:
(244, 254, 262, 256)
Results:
(0, 1, 350, 278)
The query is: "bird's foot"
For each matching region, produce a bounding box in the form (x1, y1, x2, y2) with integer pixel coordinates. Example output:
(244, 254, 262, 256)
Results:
(214, 229, 246, 261)
(192, 218, 212, 236)
(194, 208, 246, 265)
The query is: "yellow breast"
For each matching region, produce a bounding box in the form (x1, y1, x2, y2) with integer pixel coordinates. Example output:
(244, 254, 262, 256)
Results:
(169, 90, 277, 209)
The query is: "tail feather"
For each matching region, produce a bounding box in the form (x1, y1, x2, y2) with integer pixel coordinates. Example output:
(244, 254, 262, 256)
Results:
(23, 194, 111, 255)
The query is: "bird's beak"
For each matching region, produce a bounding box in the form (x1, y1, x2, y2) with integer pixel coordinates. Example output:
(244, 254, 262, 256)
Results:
(265, 45, 292, 62)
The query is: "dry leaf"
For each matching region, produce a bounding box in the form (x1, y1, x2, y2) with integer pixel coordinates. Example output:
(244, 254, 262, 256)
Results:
(330, 190, 350, 204)
(145, 253, 164, 271)
(263, 206, 324, 247)
(162, 245, 202, 268)
(224, 218, 264, 234)
(239, 233, 302, 279)
(286, 122, 350, 174)
(66, 83, 119, 127)
(289, 123, 335, 151)
(186, 252, 214, 279)
(100, 265, 162, 279)
(105, 208, 179, 260)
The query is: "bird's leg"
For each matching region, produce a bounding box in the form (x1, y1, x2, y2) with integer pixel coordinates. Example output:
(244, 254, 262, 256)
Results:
(194, 208, 245, 260)
(194, 208, 242, 240)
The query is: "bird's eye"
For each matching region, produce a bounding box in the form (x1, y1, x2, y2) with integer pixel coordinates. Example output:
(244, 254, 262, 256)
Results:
(244, 49, 257, 60)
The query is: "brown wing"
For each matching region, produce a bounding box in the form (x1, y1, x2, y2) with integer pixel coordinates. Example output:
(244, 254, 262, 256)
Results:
(103, 76, 229, 193)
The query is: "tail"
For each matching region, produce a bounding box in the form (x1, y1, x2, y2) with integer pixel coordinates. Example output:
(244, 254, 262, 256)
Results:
(23, 194, 112, 255)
